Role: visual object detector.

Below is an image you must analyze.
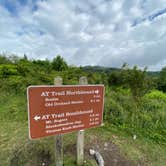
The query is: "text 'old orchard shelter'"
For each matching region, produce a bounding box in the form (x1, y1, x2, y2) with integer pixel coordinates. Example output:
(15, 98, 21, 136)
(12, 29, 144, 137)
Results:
(27, 85, 104, 139)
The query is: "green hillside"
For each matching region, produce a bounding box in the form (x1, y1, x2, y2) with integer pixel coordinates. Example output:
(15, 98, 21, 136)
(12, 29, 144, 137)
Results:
(0, 55, 166, 166)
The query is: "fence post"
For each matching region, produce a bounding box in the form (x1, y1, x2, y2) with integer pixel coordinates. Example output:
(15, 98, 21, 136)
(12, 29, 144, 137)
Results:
(77, 76, 88, 166)
(54, 76, 63, 166)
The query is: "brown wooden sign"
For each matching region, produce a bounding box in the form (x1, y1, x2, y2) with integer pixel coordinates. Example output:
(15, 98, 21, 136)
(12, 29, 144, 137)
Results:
(27, 85, 104, 139)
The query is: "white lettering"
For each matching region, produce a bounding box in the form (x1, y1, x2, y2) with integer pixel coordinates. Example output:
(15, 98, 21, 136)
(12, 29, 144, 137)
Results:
(41, 91, 65, 97)
(41, 91, 49, 97)
(66, 109, 93, 116)
(42, 114, 50, 120)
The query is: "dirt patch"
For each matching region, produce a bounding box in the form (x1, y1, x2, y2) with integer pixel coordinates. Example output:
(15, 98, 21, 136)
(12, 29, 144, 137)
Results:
(65, 137, 137, 166)
(37, 150, 52, 166)
(86, 140, 135, 166)
(10, 148, 52, 166)
(10, 138, 141, 166)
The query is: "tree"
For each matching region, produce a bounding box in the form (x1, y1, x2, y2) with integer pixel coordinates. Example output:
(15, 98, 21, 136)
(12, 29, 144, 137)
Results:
(158, 67, 166, 92)
(121, 64, 153, 99)
(16, 58, 32, 76)
(32, 59, 51, 73)
(23, 54, 28, 61)
(108, 71, 121, 86)
(0, 55, 11, 64)
(51, 55, 68, 71)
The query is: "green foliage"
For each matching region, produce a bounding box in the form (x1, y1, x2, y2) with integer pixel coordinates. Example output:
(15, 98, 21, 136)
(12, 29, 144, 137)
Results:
(32, 59, 52, 73)
(0, 54, 165, 144)
(0, 64, 18, 77)
(100, 72, 108, 85)
(144, 90, 166, 101)
(107, 64, 155, 100)
(121, 64, 154, 99)
(87, 72, 100, 84)
(59, 66, 85, 85)
(108, 71, 121, 86)
(16, 58, 35, 76)
(158, 66, 166, 92)
(0, 54, 165, 165)
(52, 55, 68, 71)
(0, 55, 12, 64)
(104, 87, 166, 143)
(0, 93, 27, 121)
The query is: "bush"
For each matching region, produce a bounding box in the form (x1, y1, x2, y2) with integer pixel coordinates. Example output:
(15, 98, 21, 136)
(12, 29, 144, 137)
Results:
(0, 64, 18, 77)
(104, 87, 166, 143)
(144, 90, 166, 101)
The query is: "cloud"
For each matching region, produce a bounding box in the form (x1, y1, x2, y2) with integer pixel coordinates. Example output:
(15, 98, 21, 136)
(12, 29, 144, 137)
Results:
(131, 7, 166, 26)
(0, 0, 166, 70)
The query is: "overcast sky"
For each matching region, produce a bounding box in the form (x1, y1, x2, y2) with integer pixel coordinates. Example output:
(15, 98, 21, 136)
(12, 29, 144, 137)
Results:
(0, 0, 166, 70)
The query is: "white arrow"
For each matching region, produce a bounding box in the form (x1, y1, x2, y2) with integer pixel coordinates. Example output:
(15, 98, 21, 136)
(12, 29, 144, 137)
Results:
(34, 115, 41, 121)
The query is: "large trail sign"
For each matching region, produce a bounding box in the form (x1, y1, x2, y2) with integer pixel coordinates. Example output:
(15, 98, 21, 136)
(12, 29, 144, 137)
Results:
(27, 85, 104, 139)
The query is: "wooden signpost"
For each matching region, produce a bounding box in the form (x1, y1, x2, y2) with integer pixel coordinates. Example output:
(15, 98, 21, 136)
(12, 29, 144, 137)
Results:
(77, 76, 88, 166)
(27, 77, 104, 165)
(54, 77, 63, 166)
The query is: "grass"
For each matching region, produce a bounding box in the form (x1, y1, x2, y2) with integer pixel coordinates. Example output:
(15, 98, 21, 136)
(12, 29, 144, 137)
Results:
(115, 130, 166, 166)
(0, 121, 27, 165)
(0, 91, 166, 165)
(86, 124, 166, 166)
(0, 119, 97, 165)
(0, 120, 166, 165)
(64, 155, 98, 166)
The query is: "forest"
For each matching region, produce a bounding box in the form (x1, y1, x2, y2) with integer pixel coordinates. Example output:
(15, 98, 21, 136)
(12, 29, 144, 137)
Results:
(0, 54, 166, 166)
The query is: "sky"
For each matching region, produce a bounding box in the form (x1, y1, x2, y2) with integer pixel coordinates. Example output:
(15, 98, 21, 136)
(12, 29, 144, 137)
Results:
(0, 0, 166, 71)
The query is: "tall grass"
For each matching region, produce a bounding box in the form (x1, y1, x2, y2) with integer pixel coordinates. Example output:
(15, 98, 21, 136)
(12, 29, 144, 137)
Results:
(104, 87, 166, 143)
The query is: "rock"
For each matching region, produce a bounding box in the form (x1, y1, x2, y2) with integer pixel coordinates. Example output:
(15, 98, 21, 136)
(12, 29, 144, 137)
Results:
(95, 151, 104, 166)
(104, 142, 108, 147)
(89, 149, 105, 166)
(133, 134, 137, 140)
(89, 149, 96, 155)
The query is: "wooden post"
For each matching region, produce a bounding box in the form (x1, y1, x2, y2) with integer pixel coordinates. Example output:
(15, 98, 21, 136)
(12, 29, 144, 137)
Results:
(54, 76, 63, 166)
(77, 76, 88, 166)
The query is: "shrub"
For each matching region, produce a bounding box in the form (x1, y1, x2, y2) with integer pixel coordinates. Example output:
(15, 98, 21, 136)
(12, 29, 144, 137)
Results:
(104, 87, 166, 143)
(144, 90, 166, 101)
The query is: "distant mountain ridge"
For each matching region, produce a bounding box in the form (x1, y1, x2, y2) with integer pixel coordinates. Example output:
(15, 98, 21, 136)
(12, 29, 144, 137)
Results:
(81, 65, 160, 77)
(81, 65, 120, 73)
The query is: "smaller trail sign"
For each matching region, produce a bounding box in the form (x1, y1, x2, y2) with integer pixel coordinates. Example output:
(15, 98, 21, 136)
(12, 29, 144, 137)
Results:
(27, 85, 104, 139)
